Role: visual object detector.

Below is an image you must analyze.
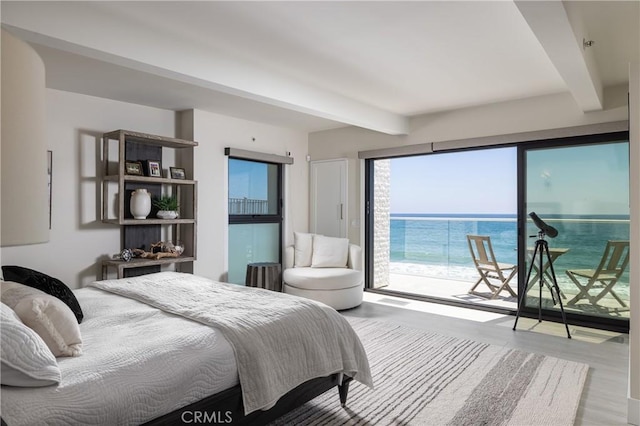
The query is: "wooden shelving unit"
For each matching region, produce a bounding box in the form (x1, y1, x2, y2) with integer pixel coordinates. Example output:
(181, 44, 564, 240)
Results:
(101, 129, 198, 279)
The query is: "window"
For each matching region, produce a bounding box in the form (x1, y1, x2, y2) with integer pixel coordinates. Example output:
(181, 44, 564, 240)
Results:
(227, 158, 283, 284)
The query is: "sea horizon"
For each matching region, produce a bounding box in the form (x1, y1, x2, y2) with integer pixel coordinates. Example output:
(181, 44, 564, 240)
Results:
(388, 213, 630, 297)
(390, 212, 630, 221)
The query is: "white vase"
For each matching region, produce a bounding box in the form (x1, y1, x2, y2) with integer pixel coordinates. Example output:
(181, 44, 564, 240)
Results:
(157, 210, 178, 220)
(130, 188, 151, 219)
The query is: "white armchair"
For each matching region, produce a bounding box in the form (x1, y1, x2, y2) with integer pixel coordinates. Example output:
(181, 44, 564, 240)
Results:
(283, 234, 364, 310)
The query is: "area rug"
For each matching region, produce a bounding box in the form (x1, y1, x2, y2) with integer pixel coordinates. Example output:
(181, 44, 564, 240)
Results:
(271, 317, 588, 426)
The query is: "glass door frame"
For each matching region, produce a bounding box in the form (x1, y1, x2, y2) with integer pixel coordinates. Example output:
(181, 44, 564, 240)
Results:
(516, 131, 630, 333)
(363, 131, 630, 332)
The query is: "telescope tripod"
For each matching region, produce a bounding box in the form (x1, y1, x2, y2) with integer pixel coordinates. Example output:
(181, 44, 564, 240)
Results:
(513, 231, 571, 339)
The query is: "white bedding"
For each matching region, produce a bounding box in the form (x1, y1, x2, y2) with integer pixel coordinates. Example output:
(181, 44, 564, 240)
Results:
(0, 287, 238, 425)
(1, 272, 372, 425)
(90, 272, 373, 414)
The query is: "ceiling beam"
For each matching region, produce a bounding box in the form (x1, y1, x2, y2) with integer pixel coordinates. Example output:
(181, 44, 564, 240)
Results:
(515, 0, 603, 112)
(1, 3, 409, 135)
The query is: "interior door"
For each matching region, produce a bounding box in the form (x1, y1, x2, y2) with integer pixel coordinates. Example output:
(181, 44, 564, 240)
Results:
(310, 159, 347, 238)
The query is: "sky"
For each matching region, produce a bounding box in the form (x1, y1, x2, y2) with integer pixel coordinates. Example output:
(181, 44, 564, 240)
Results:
(389, 142, 629, 216)
(390, 147, 518, 215)
(228, 159, 268, 200)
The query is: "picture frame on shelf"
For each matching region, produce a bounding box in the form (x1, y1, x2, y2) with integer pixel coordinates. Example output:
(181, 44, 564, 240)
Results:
(170, 167, 186, 180)
(125, 161, 144, 176)
(147, 160, 162, 177)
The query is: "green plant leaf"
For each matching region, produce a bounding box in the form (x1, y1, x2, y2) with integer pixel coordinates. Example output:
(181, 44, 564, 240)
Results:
(152, 195, 179, 211)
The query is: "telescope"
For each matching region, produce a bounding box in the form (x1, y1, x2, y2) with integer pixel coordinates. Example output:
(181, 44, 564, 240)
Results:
(515, 211, 570, 338)
(529, 212, 558, 238)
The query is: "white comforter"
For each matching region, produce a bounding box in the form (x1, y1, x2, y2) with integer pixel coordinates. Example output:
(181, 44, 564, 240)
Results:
(1, 286, 238, 425)
(89, 272, 373, 414)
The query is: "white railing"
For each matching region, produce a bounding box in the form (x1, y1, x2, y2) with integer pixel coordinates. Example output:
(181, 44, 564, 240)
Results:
(229, 197, 269, 214)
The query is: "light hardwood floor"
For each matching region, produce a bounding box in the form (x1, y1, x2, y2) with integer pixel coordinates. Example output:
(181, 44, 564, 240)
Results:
(341, 292, 629, 426)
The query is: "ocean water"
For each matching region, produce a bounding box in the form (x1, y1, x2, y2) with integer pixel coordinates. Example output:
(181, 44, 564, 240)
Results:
(389, 214, 630, 295)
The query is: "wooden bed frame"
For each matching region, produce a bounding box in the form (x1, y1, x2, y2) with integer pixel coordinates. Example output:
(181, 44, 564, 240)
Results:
(145, 374, 352, 425)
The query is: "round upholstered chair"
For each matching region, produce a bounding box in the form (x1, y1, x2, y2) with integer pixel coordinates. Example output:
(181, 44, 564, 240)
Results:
(283, 233, 364, 311)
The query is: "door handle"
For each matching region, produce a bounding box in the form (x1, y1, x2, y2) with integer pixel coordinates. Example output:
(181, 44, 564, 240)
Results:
(340, 204, 343, 220)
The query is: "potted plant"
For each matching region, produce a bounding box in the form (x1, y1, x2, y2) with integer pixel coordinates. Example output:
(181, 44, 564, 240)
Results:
(152, 195, 179, 219)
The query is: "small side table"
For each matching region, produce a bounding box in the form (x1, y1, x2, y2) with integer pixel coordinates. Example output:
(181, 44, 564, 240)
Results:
(245, 262, 282, 292)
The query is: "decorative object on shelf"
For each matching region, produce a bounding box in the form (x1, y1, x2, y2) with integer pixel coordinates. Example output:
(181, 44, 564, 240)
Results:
(146, 160, 162, 177)
(152, 195, 179, 219)
(157, 211, 178, 219)
(125, 161, 144, 176)
(162, 240, 184, 256)
(112, 248, 133, 262)
(170, 167, 186, 180)
(130, 188, 151, 219)
(131, 240, 182, 260)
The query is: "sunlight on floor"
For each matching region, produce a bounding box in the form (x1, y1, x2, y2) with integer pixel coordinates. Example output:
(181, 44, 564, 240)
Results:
(363, 292, 508, 323)
(496, 316, 626, 344)
(363, 292, 627, 344)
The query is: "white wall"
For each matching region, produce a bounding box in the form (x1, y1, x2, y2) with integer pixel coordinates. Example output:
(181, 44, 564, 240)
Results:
(0, 89, 175, 289)
(0, 94, 310, 289)
(309, 89, 629, 247)
(184, 109, 309, 282)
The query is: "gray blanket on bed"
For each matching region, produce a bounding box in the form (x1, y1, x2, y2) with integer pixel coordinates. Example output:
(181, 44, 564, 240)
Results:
(89, 272, 373, 414)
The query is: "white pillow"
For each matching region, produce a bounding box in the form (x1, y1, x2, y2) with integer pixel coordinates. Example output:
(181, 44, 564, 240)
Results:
(294, 232, 314, 267)
(0, 302, 61, 387)
(311, 235, 349, 268)
(1, 281, 82, 357)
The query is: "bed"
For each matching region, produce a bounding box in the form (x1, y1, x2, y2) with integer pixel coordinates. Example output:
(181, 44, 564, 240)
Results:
(0, 271, 372, 425)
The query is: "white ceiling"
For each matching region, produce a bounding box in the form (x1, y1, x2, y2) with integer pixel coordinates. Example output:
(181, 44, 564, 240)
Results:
(2, 1, 638, 134)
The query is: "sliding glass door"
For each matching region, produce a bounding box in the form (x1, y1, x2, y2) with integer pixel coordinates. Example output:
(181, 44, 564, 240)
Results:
(365, 131, 630, 330)
(521, 138, 630, 327)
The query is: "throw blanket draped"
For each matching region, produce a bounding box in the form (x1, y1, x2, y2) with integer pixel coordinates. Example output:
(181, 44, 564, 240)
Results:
(89, 272, 373, 414)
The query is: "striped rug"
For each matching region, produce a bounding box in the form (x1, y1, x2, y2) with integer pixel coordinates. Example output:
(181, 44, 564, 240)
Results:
(271, 318, 588, 426)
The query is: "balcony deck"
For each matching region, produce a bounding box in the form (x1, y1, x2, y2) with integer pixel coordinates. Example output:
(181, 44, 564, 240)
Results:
(383, 271, 630, 319)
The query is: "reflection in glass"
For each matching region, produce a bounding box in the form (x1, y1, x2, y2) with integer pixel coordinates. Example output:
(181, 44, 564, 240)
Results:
(228, 223, 279, 285)
(525, 142, 630, 318)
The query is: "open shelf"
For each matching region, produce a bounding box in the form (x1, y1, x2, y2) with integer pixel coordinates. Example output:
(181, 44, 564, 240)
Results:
(101, 129, 198, 279)
(103, 174, 196, 185)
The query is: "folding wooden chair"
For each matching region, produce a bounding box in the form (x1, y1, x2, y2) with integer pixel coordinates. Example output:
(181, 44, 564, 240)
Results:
(565, 240, 629, 308)
(466, 235, 517, 299)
